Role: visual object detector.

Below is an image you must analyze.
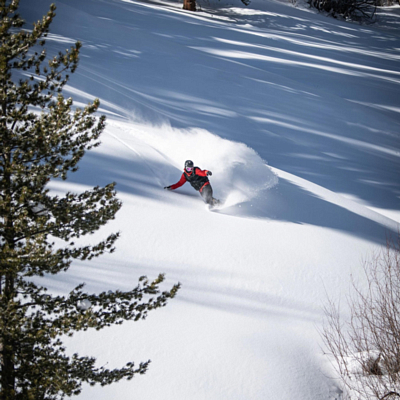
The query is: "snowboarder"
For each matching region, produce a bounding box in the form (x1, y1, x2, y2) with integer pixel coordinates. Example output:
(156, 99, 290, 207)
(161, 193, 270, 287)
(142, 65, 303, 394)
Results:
(164, 160, 220, 207)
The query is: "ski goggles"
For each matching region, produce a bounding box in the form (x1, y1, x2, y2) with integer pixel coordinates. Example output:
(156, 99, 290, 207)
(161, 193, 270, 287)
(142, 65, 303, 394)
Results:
(186, 167, 193, 172)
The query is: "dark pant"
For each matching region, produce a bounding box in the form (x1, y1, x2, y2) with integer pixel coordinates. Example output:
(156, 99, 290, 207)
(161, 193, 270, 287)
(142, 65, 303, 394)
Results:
(200, 184, 213, 205)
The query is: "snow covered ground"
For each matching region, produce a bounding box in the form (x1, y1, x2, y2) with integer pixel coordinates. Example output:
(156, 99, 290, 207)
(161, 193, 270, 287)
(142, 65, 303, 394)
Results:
(21, 0, 400, 398)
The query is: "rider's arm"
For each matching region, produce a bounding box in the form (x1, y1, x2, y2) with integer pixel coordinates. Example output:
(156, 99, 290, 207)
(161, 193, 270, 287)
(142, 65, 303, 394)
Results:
(194, 169, 209, 177)
(169, 173, 187, 190)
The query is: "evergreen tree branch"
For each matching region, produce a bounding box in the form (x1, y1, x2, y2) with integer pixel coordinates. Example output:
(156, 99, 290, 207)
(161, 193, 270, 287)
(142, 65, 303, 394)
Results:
(0, 2, 180, 398)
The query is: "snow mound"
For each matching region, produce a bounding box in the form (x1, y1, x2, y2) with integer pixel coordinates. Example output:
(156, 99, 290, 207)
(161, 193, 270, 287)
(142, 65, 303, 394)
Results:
(116, 120, 278, 207)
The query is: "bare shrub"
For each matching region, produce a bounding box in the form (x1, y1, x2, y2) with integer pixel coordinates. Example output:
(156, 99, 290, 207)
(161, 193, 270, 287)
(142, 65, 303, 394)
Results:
(321, 234, 400, 400)
(308, 0, 378, 22)
(377, 0, 398, 5)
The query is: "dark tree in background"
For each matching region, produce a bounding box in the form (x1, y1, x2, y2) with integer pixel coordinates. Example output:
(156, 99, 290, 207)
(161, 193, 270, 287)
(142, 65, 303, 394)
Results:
(183, 0, 197, 11)
(0, 1, 180, 398)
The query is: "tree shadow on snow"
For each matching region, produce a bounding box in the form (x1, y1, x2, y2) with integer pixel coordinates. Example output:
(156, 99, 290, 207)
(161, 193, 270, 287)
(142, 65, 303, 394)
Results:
(217, 177, 398, 245)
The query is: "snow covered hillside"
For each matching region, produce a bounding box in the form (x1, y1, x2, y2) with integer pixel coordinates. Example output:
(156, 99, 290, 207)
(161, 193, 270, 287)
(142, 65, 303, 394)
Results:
(21, 0, 400, 399)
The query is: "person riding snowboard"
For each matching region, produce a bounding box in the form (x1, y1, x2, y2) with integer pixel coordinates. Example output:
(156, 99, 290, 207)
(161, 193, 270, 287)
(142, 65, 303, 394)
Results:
(164, 160, 219, 207)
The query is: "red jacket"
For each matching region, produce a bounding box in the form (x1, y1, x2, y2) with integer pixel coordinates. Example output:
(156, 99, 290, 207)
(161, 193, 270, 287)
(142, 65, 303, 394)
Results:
(170, 167, 210, 192)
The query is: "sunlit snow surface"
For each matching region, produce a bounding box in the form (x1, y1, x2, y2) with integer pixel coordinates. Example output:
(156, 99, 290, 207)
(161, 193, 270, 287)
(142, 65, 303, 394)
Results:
(20, 0, 400, 399)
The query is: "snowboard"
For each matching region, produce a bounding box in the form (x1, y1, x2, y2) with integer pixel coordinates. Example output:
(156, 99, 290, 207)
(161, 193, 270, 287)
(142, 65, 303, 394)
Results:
(208, 198, 222, 211)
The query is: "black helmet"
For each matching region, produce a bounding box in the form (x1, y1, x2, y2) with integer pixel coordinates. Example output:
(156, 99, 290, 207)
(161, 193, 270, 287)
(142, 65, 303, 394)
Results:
(184, 160, 194, 170)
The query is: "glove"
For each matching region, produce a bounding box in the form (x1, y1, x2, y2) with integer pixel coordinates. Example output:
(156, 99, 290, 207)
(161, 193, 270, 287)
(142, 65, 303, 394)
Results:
(164, 186, 172, 190)
(206, 171, 212, 176)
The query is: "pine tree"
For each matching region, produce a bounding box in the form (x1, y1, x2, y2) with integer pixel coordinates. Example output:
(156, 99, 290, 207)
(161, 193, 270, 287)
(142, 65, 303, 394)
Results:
(0, 1, 180, 398)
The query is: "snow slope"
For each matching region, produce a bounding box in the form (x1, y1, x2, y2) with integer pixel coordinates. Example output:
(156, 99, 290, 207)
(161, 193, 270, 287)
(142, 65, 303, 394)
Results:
(20, 0, 400, 399)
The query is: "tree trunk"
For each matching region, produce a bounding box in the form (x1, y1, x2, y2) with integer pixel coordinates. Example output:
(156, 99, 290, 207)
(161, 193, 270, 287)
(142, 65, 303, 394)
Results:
(1, 277, 16, 400)
(1, 163, 16, 399)
(1, 336, 16, 400)
(183, 0, 196, 11)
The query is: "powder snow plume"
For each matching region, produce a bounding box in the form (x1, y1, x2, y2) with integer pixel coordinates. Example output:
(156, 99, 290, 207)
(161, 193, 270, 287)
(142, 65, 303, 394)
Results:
(116, 119, 278, 207)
